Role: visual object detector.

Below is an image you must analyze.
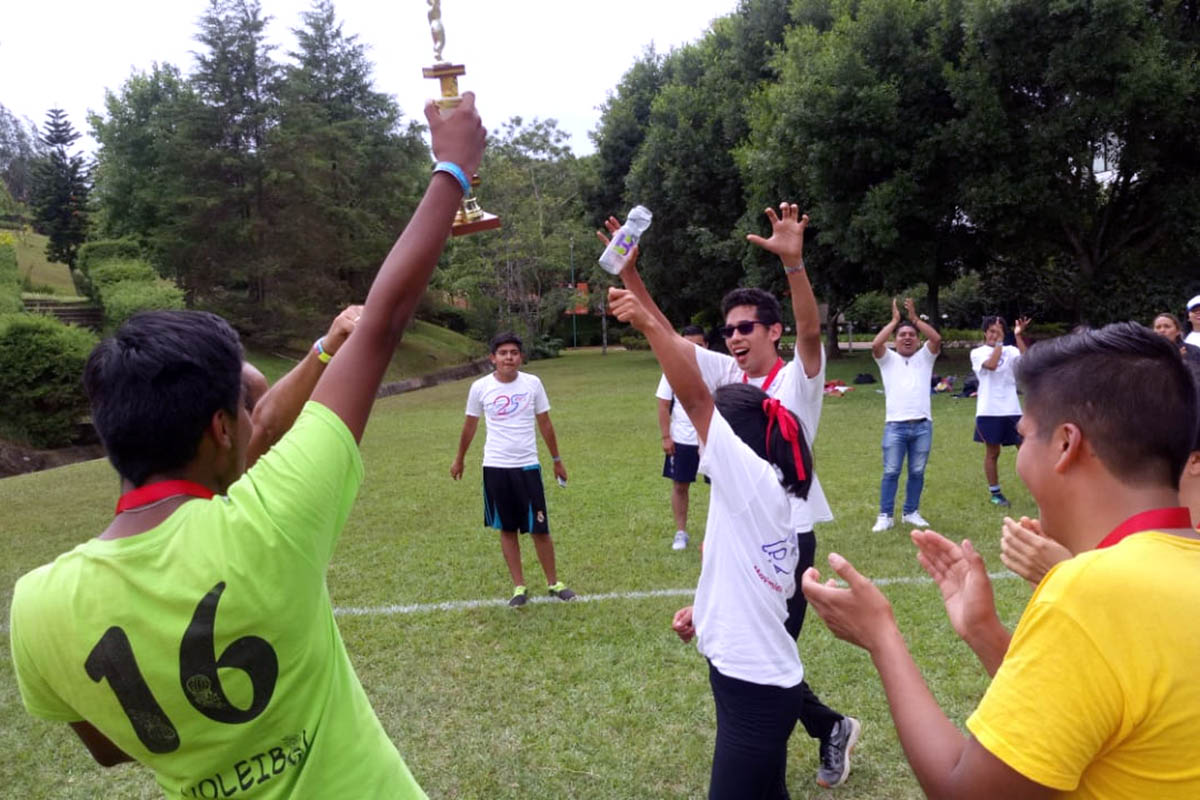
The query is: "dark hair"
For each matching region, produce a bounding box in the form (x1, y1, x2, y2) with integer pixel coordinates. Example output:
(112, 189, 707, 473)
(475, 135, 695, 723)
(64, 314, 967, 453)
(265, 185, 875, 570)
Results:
(895, 320, 919, 335)
(489, 331, 523, 354)
(721, 288, 782, 327)
(681, 324, 705, 338)
(84, 311, 244, 487)
(1016, 322, 1198, 487)
(713, 383, 813, 500)
(982, 315, 1007, 333)
(1154, 312, 1182, 332)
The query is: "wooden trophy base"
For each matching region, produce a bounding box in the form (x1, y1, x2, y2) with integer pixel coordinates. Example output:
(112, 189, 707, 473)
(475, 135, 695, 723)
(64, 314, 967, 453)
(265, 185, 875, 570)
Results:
(452, 212, 502, 237)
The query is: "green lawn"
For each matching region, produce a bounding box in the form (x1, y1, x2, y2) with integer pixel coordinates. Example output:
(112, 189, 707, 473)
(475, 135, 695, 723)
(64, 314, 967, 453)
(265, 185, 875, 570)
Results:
(0, 347, 1034, 799)
(11, 230, 79, 297)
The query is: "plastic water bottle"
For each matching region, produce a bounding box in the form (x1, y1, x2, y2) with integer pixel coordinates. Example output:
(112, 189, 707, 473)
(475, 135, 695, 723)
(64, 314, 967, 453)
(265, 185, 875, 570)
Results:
(598, 205, 653, 274)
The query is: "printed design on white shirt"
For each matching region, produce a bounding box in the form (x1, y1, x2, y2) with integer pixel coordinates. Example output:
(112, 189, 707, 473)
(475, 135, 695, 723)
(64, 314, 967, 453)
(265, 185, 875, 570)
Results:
(485, 392, 530, 417)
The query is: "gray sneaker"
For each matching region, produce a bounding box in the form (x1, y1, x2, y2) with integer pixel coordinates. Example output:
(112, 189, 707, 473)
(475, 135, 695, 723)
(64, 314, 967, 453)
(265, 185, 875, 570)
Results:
(672, 530, 689, 550)
(816, 716, 861, 788)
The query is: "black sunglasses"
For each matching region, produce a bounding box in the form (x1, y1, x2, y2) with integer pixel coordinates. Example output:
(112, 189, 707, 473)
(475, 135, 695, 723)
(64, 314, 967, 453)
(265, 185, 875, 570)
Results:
(719, 320, 769, 338)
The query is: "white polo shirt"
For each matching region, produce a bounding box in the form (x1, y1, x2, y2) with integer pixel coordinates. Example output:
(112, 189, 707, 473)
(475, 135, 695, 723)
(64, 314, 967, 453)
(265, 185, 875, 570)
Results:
(875, 344, 938, 422)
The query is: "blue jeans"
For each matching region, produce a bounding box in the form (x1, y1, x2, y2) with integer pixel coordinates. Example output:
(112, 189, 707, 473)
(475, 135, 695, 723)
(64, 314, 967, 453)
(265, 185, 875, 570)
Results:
(879, 419, 933, 515)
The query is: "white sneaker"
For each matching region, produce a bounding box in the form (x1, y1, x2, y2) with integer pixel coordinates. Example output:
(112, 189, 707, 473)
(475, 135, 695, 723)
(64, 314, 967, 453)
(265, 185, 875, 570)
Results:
(901, 511, 930, 528)
(871, 514, 893, 532)
(671, 530, 689, 550)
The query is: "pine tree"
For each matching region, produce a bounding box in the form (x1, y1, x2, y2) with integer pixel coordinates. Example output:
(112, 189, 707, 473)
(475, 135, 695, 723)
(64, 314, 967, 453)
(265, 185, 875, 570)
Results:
(30, 109, 90, 267)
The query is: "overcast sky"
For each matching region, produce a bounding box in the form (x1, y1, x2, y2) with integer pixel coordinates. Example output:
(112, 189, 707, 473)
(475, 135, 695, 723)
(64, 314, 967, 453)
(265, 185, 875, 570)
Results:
(2, 0, 739, 156)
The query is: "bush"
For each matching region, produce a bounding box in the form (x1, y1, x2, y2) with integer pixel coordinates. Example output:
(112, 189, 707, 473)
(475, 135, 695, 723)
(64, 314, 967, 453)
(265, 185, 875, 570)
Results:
(76, 239, 142, 277)
(0, 313, 98, 446)
(70, 268, 92, 298)
(620, 332, 650, 350)
(101, 280, 185, 330)
(90, 259, 158, 297)
(0, 242, 20, 313)
(526, 334, 564, 361)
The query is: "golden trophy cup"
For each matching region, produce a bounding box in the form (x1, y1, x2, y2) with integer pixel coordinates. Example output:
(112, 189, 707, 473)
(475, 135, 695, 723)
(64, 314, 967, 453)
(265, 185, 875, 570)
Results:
(424, 0, 501, 236)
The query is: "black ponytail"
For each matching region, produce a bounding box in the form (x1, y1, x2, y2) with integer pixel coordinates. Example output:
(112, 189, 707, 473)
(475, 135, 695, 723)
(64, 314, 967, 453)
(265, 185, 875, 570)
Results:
(713, 383, 813, 499)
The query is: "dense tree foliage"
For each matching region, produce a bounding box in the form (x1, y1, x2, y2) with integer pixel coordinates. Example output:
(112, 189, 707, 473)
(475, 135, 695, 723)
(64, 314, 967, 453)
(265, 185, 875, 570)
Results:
(589, 0, 1200, 337)
(0, 104, 45, 208)
(30, 109, 90, 267)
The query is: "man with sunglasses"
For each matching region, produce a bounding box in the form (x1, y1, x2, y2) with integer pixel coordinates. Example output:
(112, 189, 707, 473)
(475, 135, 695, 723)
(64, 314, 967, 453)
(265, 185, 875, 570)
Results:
(601, 202, 859, 789)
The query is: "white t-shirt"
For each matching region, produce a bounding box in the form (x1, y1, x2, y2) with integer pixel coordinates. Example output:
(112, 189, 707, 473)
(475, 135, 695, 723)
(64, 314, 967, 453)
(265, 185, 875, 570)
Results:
(693, 344, 834, 530)
(1186, 330, 1200, 347)
(693, 409, 805, 688)
(970, 344, 1023, 417)
(875, 344, 938, 422)
(655, 374, 698, 446)
(465, 371, 551, 468)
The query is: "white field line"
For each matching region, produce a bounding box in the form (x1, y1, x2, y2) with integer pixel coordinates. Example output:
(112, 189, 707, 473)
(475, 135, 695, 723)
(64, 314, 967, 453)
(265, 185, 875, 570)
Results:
(0, 572, 1020, 634)
(330, 571, 1020, 618)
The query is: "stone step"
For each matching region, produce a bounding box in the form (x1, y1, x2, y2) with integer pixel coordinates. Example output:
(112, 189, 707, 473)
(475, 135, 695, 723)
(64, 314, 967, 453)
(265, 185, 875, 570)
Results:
(21, 299, 104, 331)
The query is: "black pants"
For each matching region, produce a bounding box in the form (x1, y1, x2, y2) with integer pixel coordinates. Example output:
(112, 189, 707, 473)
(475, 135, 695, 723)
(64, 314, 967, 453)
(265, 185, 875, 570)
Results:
(708, 662, 803, 800)
(784, 530, 843, 742)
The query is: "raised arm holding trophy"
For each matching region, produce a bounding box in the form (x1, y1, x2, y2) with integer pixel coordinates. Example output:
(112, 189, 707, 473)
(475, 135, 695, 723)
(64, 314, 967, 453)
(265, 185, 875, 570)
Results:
(424, 0, 501, 236)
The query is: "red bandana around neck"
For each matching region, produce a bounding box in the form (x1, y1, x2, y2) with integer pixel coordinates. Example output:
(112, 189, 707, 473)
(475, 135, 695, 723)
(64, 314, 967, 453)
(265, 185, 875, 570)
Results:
(744, 357, 785, 394)
(1095, 507, 1193, 549)
(115, 480, 215, 515)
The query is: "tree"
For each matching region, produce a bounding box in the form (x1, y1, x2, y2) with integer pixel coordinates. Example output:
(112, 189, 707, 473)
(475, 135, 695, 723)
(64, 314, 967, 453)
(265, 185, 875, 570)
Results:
(437, 117, 591, 343)
(0, 104, 45, 207)
(30, 109, 90, 267)
(947, 0, 1200, 323)
(741, 0, 982, 355)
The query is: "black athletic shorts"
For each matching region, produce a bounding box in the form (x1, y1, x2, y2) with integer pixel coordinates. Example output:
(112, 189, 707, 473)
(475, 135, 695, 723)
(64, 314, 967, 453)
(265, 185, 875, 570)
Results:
(662, 443, 702, 483)
(482, 465, 549, 534)
(973, 415, 1023, 446)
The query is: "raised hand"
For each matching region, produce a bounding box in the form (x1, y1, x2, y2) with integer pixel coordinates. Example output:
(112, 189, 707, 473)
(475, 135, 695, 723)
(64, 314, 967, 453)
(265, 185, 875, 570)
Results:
(324, 304, 363, 355)
(425, 91, 486, 178)
(891, 298, 901, 325)
(596, 217, 640, 276)
(608, 287, 654, 332)
(1014, 316, 1032, 337)
(904, 297, 918, 322)
(746, 202, 809, 268)
(911, 529, 998, 643)
(1000, 516, 1071, 586)
(801, 552, 897, 653)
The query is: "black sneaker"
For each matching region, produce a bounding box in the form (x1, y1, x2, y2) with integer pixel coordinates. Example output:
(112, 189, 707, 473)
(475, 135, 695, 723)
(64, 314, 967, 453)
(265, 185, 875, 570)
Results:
(990, 492, 1011, 507)
(548, 581, 576, 601)
(816, 716, 861, 788)
(508, 586, 528, 608)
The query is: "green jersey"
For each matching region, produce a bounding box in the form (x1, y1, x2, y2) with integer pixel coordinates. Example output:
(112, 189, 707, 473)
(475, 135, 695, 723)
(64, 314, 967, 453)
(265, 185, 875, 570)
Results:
(10, 402, 426, 798)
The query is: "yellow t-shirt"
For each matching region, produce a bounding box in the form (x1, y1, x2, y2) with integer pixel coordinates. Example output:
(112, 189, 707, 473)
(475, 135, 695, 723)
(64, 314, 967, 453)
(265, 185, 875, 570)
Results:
(10, 402, 426, 799)
(968, 531, 1200, 798)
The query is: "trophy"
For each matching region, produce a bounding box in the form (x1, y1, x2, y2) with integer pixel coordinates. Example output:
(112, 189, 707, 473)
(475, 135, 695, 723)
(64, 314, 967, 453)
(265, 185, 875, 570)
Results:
(424, 0, 501, 236)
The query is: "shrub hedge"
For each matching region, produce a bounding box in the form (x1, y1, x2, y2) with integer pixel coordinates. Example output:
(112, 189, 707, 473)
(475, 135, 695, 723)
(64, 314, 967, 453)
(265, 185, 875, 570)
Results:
(0, 241, 22, 313)
(0, 313, 98, 447)
(90, 259, 158, 297)
(76, 239, 142, 277)
(101, 280, 185, 330)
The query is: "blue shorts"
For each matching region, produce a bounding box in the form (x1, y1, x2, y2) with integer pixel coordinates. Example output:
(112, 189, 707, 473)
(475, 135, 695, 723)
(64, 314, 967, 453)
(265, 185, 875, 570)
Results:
(663, 443, 702, 483)
(973, 415, 1022, 446)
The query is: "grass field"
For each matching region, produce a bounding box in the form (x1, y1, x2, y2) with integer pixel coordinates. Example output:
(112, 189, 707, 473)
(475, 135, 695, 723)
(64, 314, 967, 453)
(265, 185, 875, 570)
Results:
(0, 346, 1037, 799)
(11, 230, 79, 297)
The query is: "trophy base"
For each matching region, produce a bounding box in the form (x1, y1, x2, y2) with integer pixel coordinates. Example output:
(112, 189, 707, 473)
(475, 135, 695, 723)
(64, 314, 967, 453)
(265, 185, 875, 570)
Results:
(451, 212, 502, 237)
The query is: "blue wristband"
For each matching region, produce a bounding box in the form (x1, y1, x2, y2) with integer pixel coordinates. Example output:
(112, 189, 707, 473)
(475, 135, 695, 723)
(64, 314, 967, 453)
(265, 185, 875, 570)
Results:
(432, 161, 470, 195)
